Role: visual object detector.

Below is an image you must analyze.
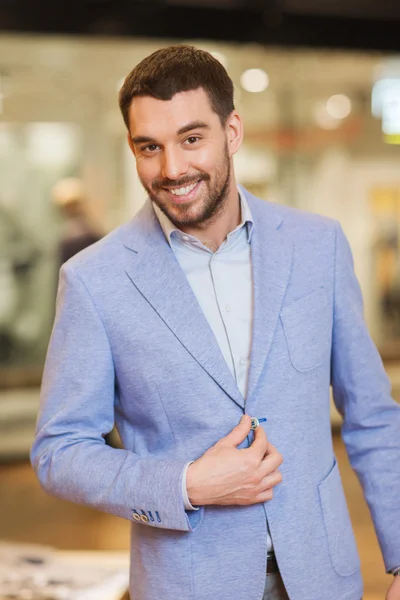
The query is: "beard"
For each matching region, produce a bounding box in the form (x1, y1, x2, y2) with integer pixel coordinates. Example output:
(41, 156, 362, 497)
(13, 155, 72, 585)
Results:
(140, 143, 231, 229)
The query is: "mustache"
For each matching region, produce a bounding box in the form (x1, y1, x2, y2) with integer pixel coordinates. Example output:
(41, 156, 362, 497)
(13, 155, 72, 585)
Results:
(153, 174, 209, 191)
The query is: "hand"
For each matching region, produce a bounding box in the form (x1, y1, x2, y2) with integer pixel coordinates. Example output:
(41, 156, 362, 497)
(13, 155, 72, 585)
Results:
(186, 414, 283, 506)
(386, 575, 400, 600)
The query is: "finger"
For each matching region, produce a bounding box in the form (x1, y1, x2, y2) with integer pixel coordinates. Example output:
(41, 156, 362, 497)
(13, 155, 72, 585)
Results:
(245, 422, 269, 461)
(263, 441, 281, 459)
(254, 488, 274, 503)
(258, 449, 284, 478)
(256, 470, 283, 493)
(220, 414, 252, 447)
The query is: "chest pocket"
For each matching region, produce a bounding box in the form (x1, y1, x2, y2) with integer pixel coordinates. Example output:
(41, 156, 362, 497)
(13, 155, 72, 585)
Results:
(280, 288, 332, 372)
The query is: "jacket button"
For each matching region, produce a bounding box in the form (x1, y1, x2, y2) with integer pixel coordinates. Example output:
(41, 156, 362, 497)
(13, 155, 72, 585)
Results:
(250, 417, 259, 430)
(140, 514, 149, 523)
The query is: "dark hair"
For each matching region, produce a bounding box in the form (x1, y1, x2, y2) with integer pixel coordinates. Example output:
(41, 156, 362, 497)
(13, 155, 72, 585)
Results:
(118, 45, 235, 130)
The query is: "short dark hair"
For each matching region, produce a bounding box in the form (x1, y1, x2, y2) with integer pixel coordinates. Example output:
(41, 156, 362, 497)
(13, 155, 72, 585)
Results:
(118, 45, 235, 131)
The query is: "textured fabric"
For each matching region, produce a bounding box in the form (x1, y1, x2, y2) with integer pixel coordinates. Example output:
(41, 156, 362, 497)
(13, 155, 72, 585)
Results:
(31, 186, 400, 600)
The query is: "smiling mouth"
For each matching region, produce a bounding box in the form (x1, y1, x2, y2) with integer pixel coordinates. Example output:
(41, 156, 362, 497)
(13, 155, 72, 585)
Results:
(163, 180, 200, 197)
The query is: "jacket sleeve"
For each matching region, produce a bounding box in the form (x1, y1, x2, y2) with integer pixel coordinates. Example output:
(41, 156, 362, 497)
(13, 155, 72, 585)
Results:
(30, 262, 203, 533)
(331, 221, 400, 572)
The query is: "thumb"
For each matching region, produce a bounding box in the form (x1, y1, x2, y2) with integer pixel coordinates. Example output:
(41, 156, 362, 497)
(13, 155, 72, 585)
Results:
(222, 415, 252, 447)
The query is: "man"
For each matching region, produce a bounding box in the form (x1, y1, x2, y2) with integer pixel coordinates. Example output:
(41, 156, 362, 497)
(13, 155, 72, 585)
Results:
(31, 46, 400, 600)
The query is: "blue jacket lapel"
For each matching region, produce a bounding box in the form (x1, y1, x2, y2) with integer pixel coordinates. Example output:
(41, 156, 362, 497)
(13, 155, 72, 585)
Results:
(123, 201, 245, 409)
(244, 191, 293, 403)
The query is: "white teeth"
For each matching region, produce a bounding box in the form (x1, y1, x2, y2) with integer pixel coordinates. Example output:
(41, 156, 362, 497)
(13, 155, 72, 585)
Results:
(169, 181, 198, 196)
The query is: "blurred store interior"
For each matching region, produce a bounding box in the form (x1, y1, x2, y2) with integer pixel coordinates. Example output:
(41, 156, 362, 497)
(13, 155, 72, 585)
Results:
(0, 1, 399, 598)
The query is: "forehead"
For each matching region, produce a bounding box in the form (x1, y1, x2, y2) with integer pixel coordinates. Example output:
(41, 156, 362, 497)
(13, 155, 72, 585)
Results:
(128, 88, 219, 137)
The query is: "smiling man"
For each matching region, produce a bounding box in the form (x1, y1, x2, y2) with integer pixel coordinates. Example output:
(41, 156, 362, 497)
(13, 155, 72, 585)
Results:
(31, 46, 400, 600)
(124, 78, 241, 252)
(128, 91, 235, 251)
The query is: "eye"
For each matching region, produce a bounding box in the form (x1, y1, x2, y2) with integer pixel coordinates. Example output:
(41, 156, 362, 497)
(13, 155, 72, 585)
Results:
(185, 136, 201, 145)
(142, 144, 159, 153)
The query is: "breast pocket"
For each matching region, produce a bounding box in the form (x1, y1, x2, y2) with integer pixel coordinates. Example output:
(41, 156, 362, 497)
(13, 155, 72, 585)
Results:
(280, 288, 332, 372)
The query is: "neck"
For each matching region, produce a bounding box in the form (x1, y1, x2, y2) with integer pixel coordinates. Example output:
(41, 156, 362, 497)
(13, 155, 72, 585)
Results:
(180, 179, 241, 251)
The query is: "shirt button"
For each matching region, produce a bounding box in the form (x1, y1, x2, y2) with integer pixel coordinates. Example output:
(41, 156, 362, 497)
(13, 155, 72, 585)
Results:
(182, 235, 190, 242)
(225, 304, 232, 313)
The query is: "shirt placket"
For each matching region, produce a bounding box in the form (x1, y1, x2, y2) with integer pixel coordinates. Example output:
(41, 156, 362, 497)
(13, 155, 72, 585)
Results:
(208, 247, 239, 388)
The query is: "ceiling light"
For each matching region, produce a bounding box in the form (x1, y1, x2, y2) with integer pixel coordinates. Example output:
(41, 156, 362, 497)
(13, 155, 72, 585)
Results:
(326, 94, 352, 119)
(240, 69, 269, 93)
(372, 77, 400, 142)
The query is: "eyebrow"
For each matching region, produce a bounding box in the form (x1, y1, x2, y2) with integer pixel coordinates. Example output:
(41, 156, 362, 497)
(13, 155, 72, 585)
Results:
(131, 121, 210, 145)
(177, 121, 210, 136)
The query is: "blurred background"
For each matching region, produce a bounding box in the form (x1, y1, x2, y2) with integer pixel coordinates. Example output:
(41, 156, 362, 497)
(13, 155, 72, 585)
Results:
(0, 1, 399, 599)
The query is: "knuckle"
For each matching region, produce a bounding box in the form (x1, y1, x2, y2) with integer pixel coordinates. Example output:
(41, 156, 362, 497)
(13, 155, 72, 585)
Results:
(272, 450, 283, 466)
(250, 472, 263, 486)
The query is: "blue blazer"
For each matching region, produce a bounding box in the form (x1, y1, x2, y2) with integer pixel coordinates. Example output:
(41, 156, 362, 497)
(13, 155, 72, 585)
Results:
(31, 188, 400, 600)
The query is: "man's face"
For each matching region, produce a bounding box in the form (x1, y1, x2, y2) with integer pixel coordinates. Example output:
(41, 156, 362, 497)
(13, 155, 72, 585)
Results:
(128, 88, 235, 228)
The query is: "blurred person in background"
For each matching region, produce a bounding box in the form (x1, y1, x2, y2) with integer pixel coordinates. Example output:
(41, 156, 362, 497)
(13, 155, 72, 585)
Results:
(31, 46, 400, 600)
(51, 177, 102, 268)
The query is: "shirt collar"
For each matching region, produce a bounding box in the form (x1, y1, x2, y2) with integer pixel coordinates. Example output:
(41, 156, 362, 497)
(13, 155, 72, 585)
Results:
(152, 186, 254, 248)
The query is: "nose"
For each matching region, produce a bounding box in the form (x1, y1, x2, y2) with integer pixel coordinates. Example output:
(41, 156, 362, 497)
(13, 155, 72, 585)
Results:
(161, 145, 189, 182)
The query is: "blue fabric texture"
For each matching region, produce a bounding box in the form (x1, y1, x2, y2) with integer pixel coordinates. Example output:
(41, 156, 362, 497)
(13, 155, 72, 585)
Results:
(31, 187, 400, 600)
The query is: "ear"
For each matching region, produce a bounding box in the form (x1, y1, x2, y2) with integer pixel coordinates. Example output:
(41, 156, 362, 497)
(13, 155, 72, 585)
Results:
(225, 111, 243, 157)
(127, 132, 136, 156)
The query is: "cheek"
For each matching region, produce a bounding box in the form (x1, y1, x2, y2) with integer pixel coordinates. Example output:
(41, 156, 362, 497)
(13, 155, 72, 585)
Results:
(192, 145, 220, 174)
(136, 158, 160, 184)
